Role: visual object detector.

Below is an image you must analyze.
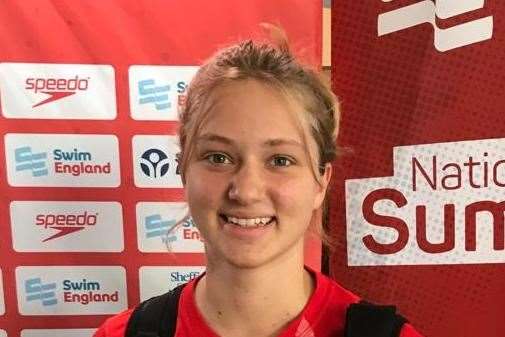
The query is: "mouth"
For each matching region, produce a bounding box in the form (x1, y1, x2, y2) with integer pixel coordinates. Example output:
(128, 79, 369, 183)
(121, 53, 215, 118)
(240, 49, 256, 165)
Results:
(219, 214, 276, 228)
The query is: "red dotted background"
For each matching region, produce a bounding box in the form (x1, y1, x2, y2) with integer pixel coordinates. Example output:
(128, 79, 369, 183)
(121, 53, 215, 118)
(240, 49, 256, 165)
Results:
(331, 1, 504, 337)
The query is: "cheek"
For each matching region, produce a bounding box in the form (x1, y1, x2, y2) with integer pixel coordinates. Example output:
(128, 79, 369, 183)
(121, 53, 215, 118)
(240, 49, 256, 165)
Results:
(186, 168, 226, 215)
(272, 176, 319, 212)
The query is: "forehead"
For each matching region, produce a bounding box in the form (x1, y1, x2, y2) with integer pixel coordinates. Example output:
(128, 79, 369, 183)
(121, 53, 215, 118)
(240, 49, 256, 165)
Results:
(199, 79, 306, 142)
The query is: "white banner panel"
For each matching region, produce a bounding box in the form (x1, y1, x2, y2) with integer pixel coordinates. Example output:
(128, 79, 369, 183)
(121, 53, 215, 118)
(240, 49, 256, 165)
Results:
(5, 134, 120, 187)
(139, 266, 205, 301)
(346, 138, 505, 266)
(10, 201, 124, 252)
(0, 63, 116, 120)
(16, 266, 127, 315)
(136, 202, 204, 253)
(132, 135, 182, 188)
(129, 65, 198, 121)
(21, 330, 96, 337)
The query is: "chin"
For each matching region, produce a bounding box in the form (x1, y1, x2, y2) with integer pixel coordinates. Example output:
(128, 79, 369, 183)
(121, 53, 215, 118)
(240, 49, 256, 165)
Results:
(226, 255, 274, 270)
(215, 245, 299, 271)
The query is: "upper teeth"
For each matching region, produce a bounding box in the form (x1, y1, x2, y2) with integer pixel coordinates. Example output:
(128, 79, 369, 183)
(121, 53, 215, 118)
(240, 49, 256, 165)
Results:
(226, 216, 273, 227)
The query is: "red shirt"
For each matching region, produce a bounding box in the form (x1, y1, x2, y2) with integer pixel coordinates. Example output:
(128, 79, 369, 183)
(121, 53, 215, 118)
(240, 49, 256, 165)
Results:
(94, 270, 423, 337)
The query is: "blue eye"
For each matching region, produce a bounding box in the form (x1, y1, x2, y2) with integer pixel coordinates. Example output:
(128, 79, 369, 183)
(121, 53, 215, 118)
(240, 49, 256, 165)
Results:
(270, 156, 294, 167)
(205, 153, 232, 165)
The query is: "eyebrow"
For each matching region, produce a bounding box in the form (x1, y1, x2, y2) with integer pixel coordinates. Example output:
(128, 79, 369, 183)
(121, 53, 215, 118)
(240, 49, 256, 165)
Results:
(196, 133, 304, 148)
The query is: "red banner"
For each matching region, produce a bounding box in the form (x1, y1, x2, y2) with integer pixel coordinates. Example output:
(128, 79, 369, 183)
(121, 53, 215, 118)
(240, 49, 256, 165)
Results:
(0, 1, 321, 335)
(331, 1, 503, 336)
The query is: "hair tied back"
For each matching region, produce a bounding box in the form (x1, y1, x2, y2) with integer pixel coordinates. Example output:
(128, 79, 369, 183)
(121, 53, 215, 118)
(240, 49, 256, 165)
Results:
(259, 22, 290, 53)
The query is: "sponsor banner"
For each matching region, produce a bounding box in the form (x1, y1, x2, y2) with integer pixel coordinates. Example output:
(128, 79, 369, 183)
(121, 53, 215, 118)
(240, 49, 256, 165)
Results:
(0, 63, 116, 120)
(333, 1, 503, 336)
(10, 201, 124, 252)
(346, 138, 505, 266)
(136, 202, 204, 253)
(129, 65, 198, 121)
(21, 329, 96, 337)
(0, 268, 4, 315)
(4, 134, 120, 187)
(16, 266, 127, 315)
(378, 0, 493, 52)
(139, 266, 205, 301)
(132, 135, 182, 188)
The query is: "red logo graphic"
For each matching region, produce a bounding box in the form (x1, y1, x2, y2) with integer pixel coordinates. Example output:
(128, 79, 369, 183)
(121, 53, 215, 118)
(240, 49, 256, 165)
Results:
(35, 211, 97, 242)
(25, 76, 89, 108)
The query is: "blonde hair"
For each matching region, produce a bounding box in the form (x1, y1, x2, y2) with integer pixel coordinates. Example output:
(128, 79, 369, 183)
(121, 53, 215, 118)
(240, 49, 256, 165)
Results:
(178, 28, 341, 247)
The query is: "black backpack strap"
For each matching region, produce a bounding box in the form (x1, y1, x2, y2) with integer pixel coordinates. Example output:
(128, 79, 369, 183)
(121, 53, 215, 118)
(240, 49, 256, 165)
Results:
(125, 283, 186, 337)
(344, 300, 407, 337)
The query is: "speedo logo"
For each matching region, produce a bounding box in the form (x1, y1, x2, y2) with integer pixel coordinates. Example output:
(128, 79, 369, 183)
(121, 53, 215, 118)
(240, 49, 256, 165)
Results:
(0, 63, 116, 120)
(10, 201, 124, 253)
(36, 211, 98, 242)
(25, 75, 90, 107)
(378, 0, 493, 52)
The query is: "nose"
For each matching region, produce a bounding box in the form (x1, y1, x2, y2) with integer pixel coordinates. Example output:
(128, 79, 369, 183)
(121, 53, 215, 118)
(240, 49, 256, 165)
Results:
(227, 160, 266, 205)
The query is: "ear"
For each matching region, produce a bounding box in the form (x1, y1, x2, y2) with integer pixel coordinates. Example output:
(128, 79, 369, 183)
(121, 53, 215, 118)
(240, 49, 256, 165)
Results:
(313, 162, 332, 210)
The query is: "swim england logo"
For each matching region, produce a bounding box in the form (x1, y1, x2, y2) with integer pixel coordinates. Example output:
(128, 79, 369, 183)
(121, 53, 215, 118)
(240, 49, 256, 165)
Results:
(136, 202, 203, 252)
(378, 0, 493, 52)
(129, 66, 198, 121)
(5, 134, 120, 188)
(15, 146, 48, 177)
(25, 278, 58, 306)
(145, 214, 177, 243)
(140, 148, 171, 178)
(145, 214, 197, 244)
(17, 266, 127, 315)
(138, 79, 171, 111)
(52, 147, 111, 177)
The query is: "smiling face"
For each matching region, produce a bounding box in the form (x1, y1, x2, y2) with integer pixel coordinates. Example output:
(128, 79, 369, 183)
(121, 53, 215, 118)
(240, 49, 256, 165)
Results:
(184, 79, 331, 269)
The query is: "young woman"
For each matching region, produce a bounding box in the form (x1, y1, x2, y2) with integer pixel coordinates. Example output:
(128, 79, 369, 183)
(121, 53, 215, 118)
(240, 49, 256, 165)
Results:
(94, 33, 423, 337)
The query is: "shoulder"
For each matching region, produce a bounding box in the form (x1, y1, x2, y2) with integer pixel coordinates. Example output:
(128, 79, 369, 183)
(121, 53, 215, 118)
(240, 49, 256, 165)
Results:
(93, 282, 192, 337)
(312, 271, 425, 337)
(400, 323, 424, 337)
(302, 269, 359, 333)
(93, 309, 134, 337)
(312, 270, 360, 307)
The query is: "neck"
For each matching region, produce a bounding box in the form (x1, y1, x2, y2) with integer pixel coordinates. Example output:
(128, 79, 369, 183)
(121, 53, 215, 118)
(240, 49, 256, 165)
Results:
(194, 243, 315, 337)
